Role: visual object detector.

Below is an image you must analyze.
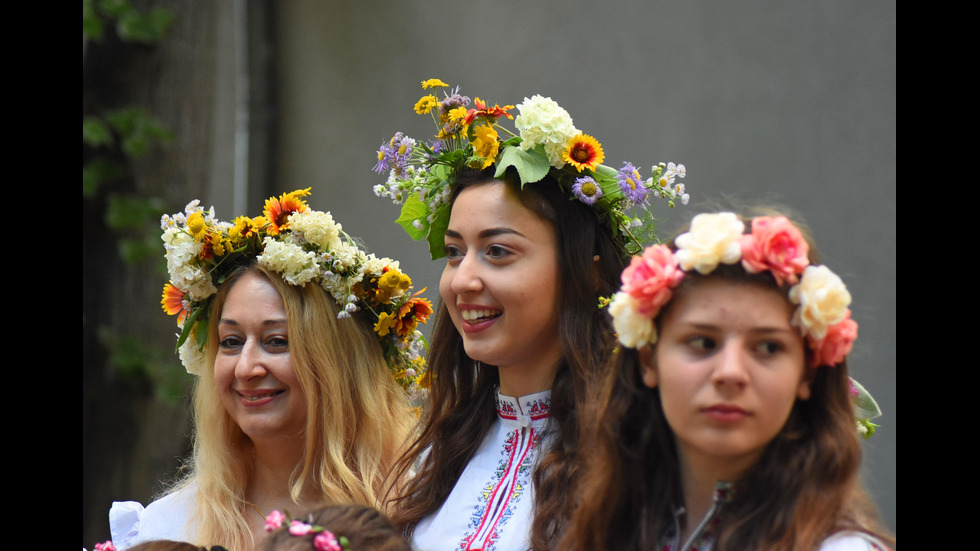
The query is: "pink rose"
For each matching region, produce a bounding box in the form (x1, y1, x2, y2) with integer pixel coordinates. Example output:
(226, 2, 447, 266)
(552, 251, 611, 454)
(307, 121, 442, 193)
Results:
(289, 520, 315, 536)
(313, 530, 343, 551)
(740, 216, 810, 286)
(94, 541, 117, 551)
(264, 510, 286, 532)
(620, 245, 685, 316)
(808, 310, 858, 367)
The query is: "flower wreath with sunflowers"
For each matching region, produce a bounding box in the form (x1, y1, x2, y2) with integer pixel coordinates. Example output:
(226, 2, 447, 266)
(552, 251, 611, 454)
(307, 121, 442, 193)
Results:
(373, 78, 691, 259)
(160, 189, 432, 400)
(607, 212, 881, 437)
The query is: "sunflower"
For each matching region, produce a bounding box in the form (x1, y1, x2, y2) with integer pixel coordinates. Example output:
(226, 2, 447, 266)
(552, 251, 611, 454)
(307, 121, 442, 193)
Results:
(563, 133, 605, 172)
(263, 188, 311, 235)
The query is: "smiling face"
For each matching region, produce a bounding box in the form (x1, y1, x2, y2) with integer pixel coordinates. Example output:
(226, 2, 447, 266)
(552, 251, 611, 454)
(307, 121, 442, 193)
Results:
(641, 277, 810, 478)
(214, 270, 307, 443)
(439, 181, 563, 396)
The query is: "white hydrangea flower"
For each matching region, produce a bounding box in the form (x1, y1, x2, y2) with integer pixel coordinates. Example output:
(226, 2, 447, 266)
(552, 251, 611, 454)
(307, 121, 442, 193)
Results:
(514, 94, 578, 168)
(608, 292, 656, 348)
(289, 210, 342, 252)
(789, 265, 851, 340)
(177, 335, 206, 376)
(674, 212, 745, 274)
(257, 237, 319, 286)
(163, 229, 217, 300)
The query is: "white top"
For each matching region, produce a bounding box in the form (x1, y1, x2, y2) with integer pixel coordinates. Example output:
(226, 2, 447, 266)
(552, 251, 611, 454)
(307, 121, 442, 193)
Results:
(109, 482, 199, 550)
(412, 389, 552, 551)
(819, 530, 892, 551)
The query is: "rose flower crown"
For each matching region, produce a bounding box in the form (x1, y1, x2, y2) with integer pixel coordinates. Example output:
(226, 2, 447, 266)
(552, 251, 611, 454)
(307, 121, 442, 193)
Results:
(160, 189, 433, 400)
(607, 212, 881, 437)
(372, 78, 691, 259)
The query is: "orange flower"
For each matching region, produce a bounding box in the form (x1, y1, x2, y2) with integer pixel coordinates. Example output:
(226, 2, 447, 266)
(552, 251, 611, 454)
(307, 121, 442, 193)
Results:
(563, 133, 605, 172)
(263, 188, 311, 235)
(464, 97, 515, 125)
(161, 283, 188, 325)
(393, 293, 434, 337)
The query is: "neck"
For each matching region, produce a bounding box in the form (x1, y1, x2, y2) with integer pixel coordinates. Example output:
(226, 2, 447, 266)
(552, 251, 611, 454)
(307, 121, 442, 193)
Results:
(497, 349, 561, 398)
(248, 437, 314, 515)
(677, 451, 753, 543)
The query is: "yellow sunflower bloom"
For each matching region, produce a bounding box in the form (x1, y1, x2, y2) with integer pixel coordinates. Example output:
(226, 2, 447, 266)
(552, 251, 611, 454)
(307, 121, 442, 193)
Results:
(563, 133, 605, 172)
(471, 124, 500, 169)
(421, 78, 449, 89)
(186, 211, 207, 240)
(414, 94, 440, 114)
(263, 188, 311, 235)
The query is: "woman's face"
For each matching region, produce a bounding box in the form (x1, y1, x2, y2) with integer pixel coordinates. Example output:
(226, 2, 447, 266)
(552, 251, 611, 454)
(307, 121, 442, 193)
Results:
(641, 278, 810, 476)
(440, 181, 563, 395)
(214, 271, 307, 442)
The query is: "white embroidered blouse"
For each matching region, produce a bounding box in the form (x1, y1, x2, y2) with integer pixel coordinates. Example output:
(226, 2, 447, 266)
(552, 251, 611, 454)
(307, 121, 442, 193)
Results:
(411, 389, 552, 551)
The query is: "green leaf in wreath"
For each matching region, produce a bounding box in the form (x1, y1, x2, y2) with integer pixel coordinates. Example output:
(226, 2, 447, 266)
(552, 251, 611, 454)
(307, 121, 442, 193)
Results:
(494, 144, 550, 185)
(426, 203, 450, 260)
(395, 194, 430, 241)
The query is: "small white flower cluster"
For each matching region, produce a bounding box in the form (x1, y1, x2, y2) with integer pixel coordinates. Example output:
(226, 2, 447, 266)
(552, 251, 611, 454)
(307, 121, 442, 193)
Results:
(649, 162, 690, 206)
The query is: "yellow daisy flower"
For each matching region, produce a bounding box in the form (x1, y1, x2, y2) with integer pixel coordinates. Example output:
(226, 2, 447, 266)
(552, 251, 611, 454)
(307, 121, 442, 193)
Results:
(414, 94, 440, 114)
(421, 78, 449, 89)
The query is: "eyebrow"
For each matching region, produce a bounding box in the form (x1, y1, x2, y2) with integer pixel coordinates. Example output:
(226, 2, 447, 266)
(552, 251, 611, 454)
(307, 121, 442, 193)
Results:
(444, 227, 527, 240)
(218, 318, 288, 327)
(683, 322, 794, 334)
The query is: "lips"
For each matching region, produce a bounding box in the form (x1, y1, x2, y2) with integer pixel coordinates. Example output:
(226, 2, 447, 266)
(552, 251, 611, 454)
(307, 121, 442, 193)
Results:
(702, 404, 749, 421)
(461, 308, 502, 323)
(237, 389, 285, 402)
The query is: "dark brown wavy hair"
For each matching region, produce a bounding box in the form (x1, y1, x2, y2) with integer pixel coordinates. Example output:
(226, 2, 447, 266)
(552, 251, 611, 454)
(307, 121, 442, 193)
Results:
(383, 168, 629, 549)
(259, 504, 411, 551)
(558, 238, 895, 550)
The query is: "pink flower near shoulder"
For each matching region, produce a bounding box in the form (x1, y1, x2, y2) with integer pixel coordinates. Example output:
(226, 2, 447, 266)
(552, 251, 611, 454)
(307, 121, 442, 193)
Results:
(94, 541, 116, 551)
(740, 216, 810, 286)
(289, 520, 315, 536)
(265, 510, 287, 532)
(808, 310, 858, 367)
(314, 530, 343, 551)
(620, 244, 685, 316)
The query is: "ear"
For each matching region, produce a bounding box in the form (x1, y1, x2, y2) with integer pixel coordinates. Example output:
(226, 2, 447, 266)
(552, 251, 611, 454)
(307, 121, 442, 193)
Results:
(638, 345, 658, 389)
(796, 368, 814, 401)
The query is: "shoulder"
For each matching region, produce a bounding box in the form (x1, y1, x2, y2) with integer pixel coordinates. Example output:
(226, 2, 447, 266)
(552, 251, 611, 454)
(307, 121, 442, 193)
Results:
(820, 530, 892, 551)
(109, 482, 199, 550)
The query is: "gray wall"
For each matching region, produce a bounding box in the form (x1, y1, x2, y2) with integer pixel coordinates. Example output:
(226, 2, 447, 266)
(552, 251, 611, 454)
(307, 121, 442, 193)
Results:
(219, 0, 895, 534)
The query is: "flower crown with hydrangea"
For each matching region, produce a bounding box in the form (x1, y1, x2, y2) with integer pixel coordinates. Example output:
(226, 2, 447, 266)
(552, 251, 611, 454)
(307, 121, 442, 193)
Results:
(160, 189, 433, 399)
(372, 78, 691, 259)
(608, 211, 882, 436)
(264, 510, 351, 551)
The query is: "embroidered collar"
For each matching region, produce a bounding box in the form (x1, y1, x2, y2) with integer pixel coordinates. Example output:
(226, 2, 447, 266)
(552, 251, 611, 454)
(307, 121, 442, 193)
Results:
(662, 481, 735, 551)
(494, 389, 551, 428)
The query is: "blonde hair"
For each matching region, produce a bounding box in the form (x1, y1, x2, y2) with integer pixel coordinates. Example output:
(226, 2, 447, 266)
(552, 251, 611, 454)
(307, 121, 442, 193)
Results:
(175, 263, 415, 550)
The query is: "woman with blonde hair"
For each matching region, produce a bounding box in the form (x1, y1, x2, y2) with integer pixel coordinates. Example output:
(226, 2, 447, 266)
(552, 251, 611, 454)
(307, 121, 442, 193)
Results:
(109, 189, 433, 551)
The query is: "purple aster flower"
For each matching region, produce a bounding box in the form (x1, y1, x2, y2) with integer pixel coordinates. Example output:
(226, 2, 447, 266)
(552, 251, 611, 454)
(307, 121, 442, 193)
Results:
(572, 176, 603, 205)
(617, 162, 649, 204)
(373, 140, 395, 174)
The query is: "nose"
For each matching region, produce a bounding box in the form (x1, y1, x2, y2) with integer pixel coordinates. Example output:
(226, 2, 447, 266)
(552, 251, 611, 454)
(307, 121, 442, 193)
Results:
(711, 340, 749, 389)
(449, 252, 483, 295)
(235, 339, 267, 381)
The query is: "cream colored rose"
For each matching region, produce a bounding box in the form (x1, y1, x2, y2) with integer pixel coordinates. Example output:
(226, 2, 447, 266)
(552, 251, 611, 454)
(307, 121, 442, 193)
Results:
(673, 212, 745, 274)
(789, 265, 852, 340)
(609, 292, 657, 348)
(178, 334, 206, 376)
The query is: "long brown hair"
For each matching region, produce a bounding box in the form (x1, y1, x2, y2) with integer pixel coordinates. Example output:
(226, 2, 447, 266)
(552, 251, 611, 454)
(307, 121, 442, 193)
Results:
(560, 262, 895, 550)
(384, 168, 629, 549)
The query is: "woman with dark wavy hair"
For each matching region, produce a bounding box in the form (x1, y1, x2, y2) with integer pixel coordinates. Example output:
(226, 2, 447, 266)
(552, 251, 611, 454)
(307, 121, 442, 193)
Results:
(559, 211, 894, 550)
(372, 80, 690, 550)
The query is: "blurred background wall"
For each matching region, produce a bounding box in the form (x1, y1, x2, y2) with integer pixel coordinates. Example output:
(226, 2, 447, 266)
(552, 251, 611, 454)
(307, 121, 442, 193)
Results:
(83, 0, 895, 545)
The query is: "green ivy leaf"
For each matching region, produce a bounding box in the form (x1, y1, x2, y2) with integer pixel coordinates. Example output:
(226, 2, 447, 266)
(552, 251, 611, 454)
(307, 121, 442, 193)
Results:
(494, 144, 550, 185)
(426, 203, 450, 260)
(395, 194, 430, 241)
(116, 7, 174, 44)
